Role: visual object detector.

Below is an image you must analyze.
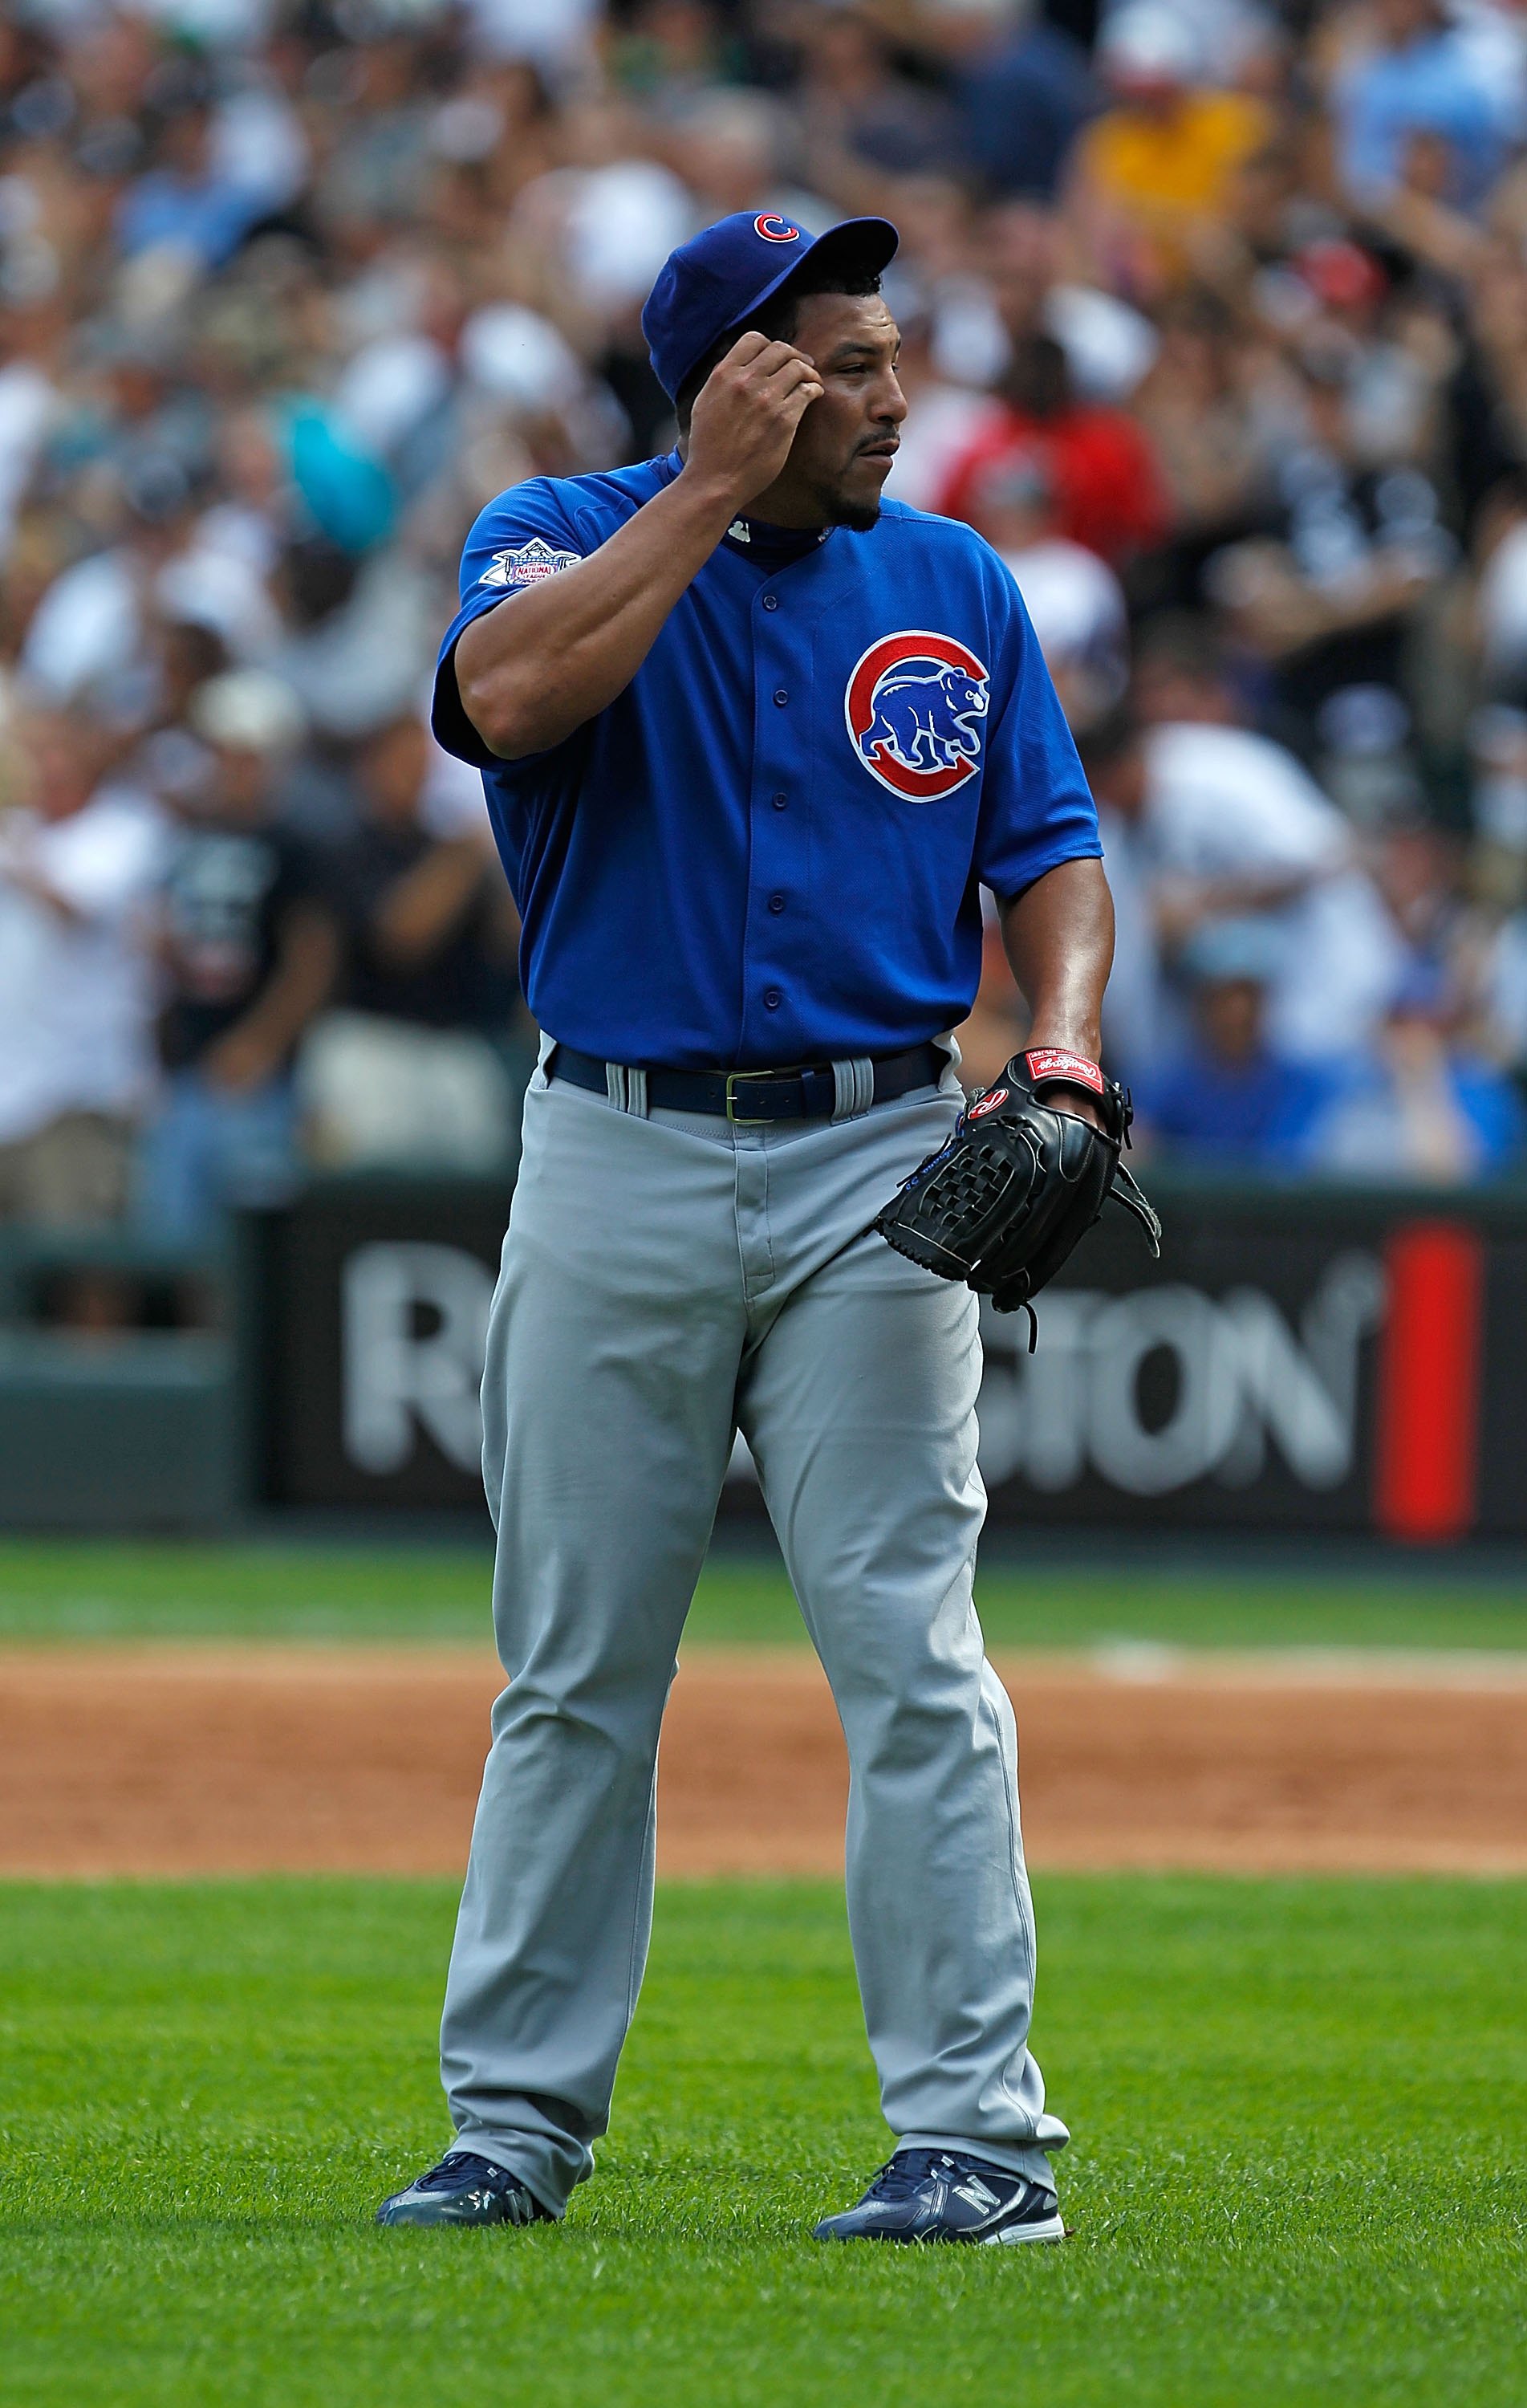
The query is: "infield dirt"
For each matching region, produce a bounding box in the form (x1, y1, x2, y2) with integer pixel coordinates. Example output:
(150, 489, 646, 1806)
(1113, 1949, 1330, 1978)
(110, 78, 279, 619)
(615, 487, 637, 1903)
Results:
(3, 1642, 1526, 1878)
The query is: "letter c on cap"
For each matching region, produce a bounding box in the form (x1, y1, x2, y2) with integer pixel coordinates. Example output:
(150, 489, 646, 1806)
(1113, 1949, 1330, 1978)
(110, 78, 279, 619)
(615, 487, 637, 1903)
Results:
(755, 214, 801, 243)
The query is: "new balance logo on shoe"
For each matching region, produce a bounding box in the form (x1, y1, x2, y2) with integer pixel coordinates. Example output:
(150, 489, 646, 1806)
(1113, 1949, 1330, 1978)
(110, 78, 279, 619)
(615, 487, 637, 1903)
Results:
(814, 2149, 1066, 2246)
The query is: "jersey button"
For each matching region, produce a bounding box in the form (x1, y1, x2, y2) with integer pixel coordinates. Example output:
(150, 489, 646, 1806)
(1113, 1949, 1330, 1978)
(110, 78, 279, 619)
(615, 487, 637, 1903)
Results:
(763, 987, 782, 1010)
(770, 791, 787, 810)
(768, 893, 786, 913)
(773, 688, 788, 706)
(762, 593, 778, 610)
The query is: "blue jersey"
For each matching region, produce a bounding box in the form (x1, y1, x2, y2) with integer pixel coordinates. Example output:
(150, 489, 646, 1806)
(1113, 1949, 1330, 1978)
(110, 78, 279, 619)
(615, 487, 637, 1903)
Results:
(433, 450, 1100, 1070)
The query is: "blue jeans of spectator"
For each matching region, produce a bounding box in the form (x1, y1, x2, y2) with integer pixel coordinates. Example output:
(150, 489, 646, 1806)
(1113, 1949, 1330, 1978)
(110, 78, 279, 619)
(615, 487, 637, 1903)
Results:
(138, 1068, 299, 1247)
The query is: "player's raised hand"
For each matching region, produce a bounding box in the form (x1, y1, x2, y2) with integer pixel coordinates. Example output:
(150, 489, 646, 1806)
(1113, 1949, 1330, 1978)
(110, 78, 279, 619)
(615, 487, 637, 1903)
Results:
(454, 340, 822, 760)
(683, 332, 824, 509)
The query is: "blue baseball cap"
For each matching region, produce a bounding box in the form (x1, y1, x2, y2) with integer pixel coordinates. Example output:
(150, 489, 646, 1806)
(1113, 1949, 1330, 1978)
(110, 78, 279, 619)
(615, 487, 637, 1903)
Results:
(641, 209, 900, 403)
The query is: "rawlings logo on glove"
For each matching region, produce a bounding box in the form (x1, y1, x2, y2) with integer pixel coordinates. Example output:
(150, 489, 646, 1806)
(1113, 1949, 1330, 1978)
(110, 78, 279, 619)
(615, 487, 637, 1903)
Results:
(873, 1048, 1162, 1348)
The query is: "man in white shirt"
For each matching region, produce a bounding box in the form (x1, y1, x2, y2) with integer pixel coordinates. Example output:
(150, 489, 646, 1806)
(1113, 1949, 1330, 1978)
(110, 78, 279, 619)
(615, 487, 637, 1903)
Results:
(1125, 641, 1403, 1061)
(1141, 713, 1403, 1060)
(0, 710, 167, 1223)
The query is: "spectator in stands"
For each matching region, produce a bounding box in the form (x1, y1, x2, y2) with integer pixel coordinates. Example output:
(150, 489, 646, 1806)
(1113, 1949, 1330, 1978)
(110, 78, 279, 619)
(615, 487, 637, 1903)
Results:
(1306, 962, 1525, 1182)
(0, 707, 165, 1225)
(1481, 896, 1527, 1082)
(936, 332, 1168, 567)
(792, 5, 960, 180)
(1129, 288, 1273, 596)
(985, 201, 1161, 405)
(960, 445, 1129, 728)
(1064, 2, 1273, 301)
(950, 5, 1098, 204)
(114, 67, 274, 275)
(1474, 476, 1527, 708)
(1331, 0, 1505, 218)
(3, 0, 1527, 1213)
(1135, 918, 1336, 1170)
(1123, 630, 1405, 1061)
(140, 673, 339, 1246)
(20, 454, 208, 714)
(1203, 336, 1453, 752)
(301, 713, 522, 1173)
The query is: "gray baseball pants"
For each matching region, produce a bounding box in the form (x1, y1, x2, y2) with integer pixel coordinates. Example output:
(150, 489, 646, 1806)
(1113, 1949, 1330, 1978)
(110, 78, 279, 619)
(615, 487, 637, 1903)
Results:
(439, 1056, 1069, 2215)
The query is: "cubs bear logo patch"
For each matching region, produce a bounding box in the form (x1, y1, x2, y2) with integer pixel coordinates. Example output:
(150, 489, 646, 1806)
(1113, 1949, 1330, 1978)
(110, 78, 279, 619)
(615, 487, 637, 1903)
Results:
(845, 630, 990, 800)
(479, 537, 580, 588)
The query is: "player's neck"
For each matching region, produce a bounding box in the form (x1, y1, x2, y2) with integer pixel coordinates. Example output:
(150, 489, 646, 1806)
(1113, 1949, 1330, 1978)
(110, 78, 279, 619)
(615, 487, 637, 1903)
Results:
(675, 439, 826, 535)
(737, 477, 827, 532)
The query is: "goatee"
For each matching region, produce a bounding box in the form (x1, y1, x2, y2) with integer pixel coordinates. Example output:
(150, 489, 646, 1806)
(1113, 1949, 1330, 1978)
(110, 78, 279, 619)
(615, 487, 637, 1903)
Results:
(828, 498, 882, 534)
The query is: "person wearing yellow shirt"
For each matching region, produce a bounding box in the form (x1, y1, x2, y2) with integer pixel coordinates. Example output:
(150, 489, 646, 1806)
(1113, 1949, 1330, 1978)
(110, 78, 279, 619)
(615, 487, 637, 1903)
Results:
(1066, 4, 1273, 301)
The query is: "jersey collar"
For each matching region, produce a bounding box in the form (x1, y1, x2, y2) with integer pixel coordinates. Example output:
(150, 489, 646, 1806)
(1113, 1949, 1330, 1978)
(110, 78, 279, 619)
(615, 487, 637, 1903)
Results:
(659, 450, 835, 570)
(721, 515, 831, 567)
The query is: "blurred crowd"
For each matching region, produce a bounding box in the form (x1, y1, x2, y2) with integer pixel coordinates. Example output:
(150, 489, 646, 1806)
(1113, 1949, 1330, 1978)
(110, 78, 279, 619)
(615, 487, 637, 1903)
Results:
(6, 0, 1527, 1253)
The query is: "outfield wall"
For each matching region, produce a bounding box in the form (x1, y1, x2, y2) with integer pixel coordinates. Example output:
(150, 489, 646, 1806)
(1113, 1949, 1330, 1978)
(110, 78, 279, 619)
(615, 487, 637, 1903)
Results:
(238, 1176, 1527, 1545)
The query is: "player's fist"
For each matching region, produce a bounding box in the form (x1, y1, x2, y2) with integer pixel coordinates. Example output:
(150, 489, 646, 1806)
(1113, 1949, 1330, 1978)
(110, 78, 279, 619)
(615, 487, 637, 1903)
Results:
(683, 332, 825, 510)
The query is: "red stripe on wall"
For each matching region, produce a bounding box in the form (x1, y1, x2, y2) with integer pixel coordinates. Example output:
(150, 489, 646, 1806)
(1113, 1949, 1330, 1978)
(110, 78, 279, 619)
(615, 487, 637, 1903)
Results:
(1373, 1222, 1485, 1544)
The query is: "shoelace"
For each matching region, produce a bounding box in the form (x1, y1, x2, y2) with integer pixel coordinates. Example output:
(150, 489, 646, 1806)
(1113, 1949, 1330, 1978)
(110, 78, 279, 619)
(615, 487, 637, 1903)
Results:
(863, 2149, 1036, 2211)
(862, 2149, 958, 2202)
(414, 2151, 510, 2194)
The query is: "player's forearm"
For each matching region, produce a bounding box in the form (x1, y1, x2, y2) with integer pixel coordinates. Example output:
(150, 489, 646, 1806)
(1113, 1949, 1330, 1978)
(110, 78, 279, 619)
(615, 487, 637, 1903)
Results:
(457, 332, 826, 760)
(454, 469, 740, 761)
(999, 856, 1115, 1062)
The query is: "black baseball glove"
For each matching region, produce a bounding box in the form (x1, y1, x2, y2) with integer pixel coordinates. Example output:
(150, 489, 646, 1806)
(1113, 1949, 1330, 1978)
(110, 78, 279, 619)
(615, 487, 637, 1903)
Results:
(873, 1047, 1161, 1346)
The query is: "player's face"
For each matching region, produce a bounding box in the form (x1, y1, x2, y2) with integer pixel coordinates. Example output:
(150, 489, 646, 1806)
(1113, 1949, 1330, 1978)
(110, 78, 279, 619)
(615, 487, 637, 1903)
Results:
(780, 292, 908, 531)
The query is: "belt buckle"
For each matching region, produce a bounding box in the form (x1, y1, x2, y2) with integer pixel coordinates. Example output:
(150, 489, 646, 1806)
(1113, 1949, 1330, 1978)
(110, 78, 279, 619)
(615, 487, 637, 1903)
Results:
(725, 1068, 782, 1125)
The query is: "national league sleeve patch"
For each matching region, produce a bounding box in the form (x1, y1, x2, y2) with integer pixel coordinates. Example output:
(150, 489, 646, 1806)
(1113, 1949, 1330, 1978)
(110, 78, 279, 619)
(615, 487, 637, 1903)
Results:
(479, 537, 581, 589)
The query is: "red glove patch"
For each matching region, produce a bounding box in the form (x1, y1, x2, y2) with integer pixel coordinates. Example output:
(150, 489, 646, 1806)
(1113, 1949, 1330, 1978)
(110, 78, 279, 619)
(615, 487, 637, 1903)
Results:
(1025, 1047, 1105, 1096)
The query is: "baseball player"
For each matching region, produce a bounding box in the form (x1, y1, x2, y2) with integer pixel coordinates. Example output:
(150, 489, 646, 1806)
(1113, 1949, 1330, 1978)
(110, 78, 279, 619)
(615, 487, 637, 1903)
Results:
(378, 208, 1116, 2246)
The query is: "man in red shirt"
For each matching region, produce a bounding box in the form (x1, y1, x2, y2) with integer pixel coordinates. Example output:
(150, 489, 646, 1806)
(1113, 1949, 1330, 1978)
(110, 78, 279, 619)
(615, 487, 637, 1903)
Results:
(937, 333, 1168, 567)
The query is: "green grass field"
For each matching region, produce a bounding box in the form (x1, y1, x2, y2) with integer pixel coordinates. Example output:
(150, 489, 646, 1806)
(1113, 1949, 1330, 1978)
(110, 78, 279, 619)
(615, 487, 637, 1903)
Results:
(1, 1875, 1522, 2406)
(2, 1540, 1524, 2399)
(2, 1535, 1527, 1650)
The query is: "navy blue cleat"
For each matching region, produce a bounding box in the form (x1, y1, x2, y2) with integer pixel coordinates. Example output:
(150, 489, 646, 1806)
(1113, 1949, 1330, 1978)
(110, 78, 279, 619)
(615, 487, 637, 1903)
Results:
(814, 2149, 1066, 2246)
(376, 2150, 550, 2229)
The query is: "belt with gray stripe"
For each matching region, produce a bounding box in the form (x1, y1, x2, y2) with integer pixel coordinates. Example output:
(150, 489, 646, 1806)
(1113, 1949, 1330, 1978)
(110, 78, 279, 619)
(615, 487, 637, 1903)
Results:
(547, 1041, 946, 1124)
